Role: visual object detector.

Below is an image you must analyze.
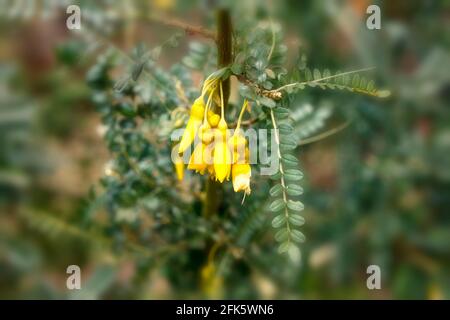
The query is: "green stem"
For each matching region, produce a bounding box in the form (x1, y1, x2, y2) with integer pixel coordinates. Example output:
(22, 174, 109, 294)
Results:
(270, 67, 376, 93)
(270, 110, 291, 245)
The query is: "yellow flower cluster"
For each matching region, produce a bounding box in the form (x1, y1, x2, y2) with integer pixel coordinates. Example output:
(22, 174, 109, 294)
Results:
(176, 76, 251, 195)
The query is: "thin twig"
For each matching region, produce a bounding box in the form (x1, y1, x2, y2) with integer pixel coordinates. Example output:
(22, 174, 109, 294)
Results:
(267, 18, 276, 62)
(147, 14, 216, 41)
(298, 121, 351, 146)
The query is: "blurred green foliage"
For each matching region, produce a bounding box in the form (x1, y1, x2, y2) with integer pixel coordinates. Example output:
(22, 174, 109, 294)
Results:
(0, 0, 448, 299)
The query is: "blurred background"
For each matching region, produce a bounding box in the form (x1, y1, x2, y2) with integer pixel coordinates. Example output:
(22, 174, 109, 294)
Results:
(0, 0, 449, 299)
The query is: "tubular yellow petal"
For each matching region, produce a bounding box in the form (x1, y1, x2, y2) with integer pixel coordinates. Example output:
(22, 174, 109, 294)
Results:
(213, 140, 232, 183)
(188, 143, 208, 174)
(229, 134, 247, 164)
(232, 163, 251, 194)
(178, 117, 202, 154)
(199, 123, 214, 144)
(208, 113, 221, 127)
(212, 117, 231, 182)
(178, 97, 206, 154)
(191, 97, 205, 119)
(174, 159, 184, 181)
(217, 118, 228, 132)
(201, 131, 214, 144)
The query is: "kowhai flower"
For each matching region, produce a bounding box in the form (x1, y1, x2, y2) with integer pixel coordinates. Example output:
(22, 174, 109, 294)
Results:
(175, 72, 252, 196)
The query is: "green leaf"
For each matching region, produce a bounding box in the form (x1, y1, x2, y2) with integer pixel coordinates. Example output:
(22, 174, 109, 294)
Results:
(269, 199, 285, 212)
(259, 96, 276, 108)
(335, 70, 343, 85)
(117, 103, 136, 117)
(270, 171, 281, 180)
(297, 54, 307, 70)
(189, 41, 209, 54)
(282, 158, 298, 168)
(291, 230, 306, 243)
(313, 68, 321, 80)
(289, 214, 305, 226)
(231, 63, 243, 75)
(270, 184, 283, 197)
(182, 56, 201, 69)
(234, 52, 246, 64)
(210, 67, 229, 80)
(274, 107, 289, 118)
(131, 61, 146, 81)
(325, 82, 336, 90)
(280, 141, 297, 152)
(284, 169, 303, 177)
(284, 171, 303, 181)
(282, 154, 299, 166)
(367, 80, 375, 92)
(113, 77, 130, 92)
(272, 214, 286, 228)
(150, 46, 162, 60)
(278, 241, 291, 253)
(286, 184, 303, 196)
(343, 74, 351, 86)
(278, 123, 294, 135)
(360, 77, 367, 89)
(352, 74, 360, 87)
(284, 170, 303, 182)
(266, 68, 276, 79)
(240, 85, 257, 100)
(278, 147, 295, 156)
(304, 68, 312, 81)
(287, 200, 304, 212)
(255, 59, 265, 70)
(275, 228, 289, 242)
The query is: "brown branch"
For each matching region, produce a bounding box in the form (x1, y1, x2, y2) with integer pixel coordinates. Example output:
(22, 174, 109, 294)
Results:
(202, 9, 232, 219)
(148, 15, 216, 41)
(236, 75, 283, 100)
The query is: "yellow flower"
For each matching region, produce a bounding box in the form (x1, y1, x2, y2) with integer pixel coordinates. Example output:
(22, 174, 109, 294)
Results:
(174, 78, 253, 198)
(198, 123, 214, 145)
(213, 141, 232, 182)
(174, 159, 184, 181)
(188, 142, 209, 174)
(232, 163, 251, 194)
(208, 112, 221, 127)
(229, 131, 247, 164)
(213, 118, 231, 182)
(178, 97, 205, 154)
